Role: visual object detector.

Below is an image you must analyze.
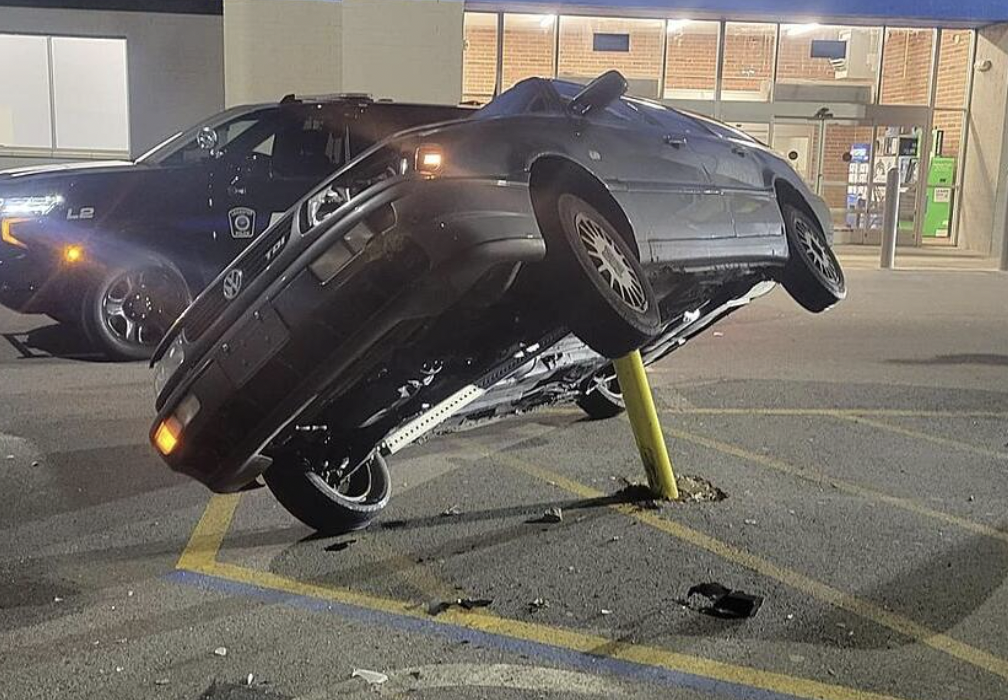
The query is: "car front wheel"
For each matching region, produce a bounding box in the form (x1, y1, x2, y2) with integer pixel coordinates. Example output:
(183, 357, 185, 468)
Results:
(780, 203, 846, 313)
(263, 431, 391, 535)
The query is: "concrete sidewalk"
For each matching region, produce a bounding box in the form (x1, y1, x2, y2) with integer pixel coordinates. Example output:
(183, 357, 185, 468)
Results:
(835, 243, 1002, 271)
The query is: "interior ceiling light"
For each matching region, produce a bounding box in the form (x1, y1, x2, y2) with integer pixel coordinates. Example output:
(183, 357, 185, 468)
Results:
(787, 23, 823, 36)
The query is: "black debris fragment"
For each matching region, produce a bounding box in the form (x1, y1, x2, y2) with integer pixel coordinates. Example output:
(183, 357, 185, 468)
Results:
(324, 539, 357, 553)
(441, 505, 462, 517)
(427, 597, 494, 616)
(527, 507, 563, 524)
(685, 582, 763, 619)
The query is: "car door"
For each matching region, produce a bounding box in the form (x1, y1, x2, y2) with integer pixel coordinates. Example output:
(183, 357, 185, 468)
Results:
(575, 96, 734, 264)
(682, 120, 781, 238)
(210, 106, 349, 268)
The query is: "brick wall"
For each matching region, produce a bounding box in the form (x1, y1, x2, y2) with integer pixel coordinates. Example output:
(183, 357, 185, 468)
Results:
(935, 29, 970, 108)
(665, 30, 717, 93)
(557, 17, 663, 84)
(463, 19, 496, 101)
(502, 17, 554, 90)
(880, 29, 934, 104)
(722, 24, 775, 95)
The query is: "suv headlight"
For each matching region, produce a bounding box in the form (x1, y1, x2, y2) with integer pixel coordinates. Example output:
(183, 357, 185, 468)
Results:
(0, 195, 63, 217)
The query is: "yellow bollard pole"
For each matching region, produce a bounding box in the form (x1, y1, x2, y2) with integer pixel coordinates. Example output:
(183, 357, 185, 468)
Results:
(612, 350, 679, 500)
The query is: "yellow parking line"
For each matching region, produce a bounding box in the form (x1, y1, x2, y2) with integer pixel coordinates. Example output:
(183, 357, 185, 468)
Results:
(499, 455, 1008, 683)
(665, 427, 1008, 545)
(662, 407, 1008, 419)
(176, 494, 912, 700)
(176, 493, 241, 572)
(837, 414, 1008, 461)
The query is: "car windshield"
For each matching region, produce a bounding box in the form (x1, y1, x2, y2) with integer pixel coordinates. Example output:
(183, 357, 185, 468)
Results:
(473, 80, 556, 119)
(136, 105, 276, 165)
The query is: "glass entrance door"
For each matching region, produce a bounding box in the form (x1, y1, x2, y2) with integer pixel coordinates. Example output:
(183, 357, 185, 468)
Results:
(771, 117, 926, 246)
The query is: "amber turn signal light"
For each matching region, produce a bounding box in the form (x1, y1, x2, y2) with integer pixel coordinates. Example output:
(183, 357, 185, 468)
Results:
(1, 218, 28, 248)
(63, 244, 84, 263)
(154, 417, 182, 455)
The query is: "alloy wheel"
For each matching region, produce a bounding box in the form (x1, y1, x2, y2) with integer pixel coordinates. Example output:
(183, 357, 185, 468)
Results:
(101, 268, 186, 347)
(574, 211, 648, 313)
(795, 216, 841, 287)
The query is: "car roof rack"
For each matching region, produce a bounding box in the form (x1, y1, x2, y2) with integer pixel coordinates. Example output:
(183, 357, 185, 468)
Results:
(280, 92, 376, 105)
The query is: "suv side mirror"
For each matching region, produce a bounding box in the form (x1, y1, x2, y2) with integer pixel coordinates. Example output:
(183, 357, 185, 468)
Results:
(196, 126, 219, 152)
(568, 70, 628, 117)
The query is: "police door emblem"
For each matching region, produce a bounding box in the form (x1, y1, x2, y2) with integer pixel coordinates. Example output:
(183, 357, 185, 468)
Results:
(228, 207, 256, 239)
(223, 269, 243, 300)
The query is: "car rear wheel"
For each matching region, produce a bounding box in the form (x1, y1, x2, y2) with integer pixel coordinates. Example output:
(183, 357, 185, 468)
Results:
(545, 193, 661, 358)
(780, 204, 846, 313)
(83, 262, 190, 361)
(263, 432, 390, 535)
(576, 365, 625, 419)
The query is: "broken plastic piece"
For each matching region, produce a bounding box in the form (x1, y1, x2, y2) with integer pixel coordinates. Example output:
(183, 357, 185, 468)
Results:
(352, 668, 389, 685)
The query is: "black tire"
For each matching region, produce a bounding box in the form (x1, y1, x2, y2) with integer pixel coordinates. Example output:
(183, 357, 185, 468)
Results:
(780, 203, 846, 313)
(543, 193, 660, 358)
(83, 262, 190, 360)
(576, 366, 625, 419)
(263, 435, 391, 535)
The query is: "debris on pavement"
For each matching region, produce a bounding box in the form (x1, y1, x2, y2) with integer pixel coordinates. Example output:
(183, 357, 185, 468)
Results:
(528, 597, 548, 612)
(600, 608, 613, 615)
(441, 504, 462, 517)
(684, 582, 763, 619)
(427, 597, 494, 616)
(213, 646, 228, 657)
(325, 539, 357, 553)
(676, 475, 728, 502)
(154, 678, 169, 686)
(352, 668, 389, 685)
(527, 506, 563, 524)
(245, 673, 254, 686)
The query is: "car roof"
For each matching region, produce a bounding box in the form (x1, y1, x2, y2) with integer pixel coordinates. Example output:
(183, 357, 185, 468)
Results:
(278, 93, 477, 112)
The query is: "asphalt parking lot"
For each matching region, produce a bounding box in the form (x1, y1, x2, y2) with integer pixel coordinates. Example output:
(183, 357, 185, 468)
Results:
(2, 268, 1007, 700)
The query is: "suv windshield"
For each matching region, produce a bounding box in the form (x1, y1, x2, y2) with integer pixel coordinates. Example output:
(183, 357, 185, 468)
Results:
(137, 106, 276, 165)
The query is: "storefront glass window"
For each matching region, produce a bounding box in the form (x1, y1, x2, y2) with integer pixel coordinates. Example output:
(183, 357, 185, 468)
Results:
(462, 12, 498, 104)
(880, 28, 935, 105)
(776, 24, 880, 102)
(502, 13, 556, 91)
(558, 16, 664, 98)
(722, 22, 776, 101)
(663, 20, 718, 100)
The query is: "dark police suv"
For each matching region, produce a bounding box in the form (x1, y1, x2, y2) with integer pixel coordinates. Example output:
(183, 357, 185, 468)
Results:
(0, 96, 468, 358)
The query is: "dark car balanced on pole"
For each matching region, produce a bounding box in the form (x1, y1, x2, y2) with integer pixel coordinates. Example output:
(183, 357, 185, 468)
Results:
(0, 96, 470, 359)
(150, 71, 845, 535)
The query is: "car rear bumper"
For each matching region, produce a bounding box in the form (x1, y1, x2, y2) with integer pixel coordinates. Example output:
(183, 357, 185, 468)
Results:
(150, 176, 544, 492)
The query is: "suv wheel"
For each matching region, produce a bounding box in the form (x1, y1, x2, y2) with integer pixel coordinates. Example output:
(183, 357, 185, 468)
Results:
(84, 262, 190, 360)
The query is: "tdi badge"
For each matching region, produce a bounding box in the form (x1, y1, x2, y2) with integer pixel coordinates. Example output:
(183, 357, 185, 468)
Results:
(228, 207, 256, 239)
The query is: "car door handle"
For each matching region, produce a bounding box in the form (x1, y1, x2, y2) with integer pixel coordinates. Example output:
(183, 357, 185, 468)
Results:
(664, 135, 687, 148)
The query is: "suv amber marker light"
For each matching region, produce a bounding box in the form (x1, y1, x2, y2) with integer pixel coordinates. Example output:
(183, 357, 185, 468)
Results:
(415, 145, 444, 176)
(154, 417, 182, 455)
(1, 218, 28, 248)
(63, 244, 84, 263)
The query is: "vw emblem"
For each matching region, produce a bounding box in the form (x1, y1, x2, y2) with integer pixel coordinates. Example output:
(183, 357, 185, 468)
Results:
(222, 269, 243, 300)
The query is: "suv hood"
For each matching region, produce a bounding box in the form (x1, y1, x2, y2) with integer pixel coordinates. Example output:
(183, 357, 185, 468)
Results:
(0, 160, 137, 182)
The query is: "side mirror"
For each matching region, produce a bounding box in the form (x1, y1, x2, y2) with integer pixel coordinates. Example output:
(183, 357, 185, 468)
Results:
(196, 126, 219, 152)
(568, 70, 628, 117)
